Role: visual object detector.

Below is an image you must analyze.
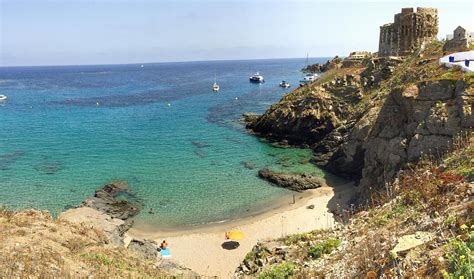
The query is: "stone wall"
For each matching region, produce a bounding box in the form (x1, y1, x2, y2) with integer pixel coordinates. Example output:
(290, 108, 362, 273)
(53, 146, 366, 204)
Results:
(378, 7, 438, 57)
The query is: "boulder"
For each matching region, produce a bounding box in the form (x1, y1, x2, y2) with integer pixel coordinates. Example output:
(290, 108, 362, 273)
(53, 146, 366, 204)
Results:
(127, 239, 160, 260)
(390, 232, 433, 256)
(156, 260, 200, 278)
(258, 168, 323, 192)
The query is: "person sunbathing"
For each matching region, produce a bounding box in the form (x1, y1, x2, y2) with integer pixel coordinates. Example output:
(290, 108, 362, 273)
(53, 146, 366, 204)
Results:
(161, 240, 168, 250)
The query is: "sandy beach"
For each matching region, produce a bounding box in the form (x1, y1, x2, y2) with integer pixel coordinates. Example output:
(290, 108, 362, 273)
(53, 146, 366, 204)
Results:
(127, 182, 355, 277)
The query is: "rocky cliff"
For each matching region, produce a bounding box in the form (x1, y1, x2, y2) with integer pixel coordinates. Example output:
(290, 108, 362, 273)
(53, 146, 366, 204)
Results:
(247, 41, 473, 198)
(236, 137, 473, 277)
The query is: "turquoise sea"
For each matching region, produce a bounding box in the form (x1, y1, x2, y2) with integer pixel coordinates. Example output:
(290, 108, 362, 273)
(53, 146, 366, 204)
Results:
(0, 58, 332, 229)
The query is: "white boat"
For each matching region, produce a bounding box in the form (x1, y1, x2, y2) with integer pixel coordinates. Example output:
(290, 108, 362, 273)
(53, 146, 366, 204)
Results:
(300, 53, 319, 83)
(212, 82, 220, 92)
(212, 74, 220, 92)
(299, 73, 319, 83)
(279, 80, 290, 88)
(0, 95, 7, 101)
(249, 72, 264, 83)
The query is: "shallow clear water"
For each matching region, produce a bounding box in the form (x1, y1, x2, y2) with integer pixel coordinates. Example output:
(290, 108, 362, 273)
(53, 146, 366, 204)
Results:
(0, 58, 330, 228)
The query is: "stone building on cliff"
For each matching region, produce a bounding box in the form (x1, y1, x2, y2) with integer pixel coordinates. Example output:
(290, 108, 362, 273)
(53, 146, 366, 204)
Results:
(378, 7, 438, 57)
(443, 26, 474, 52)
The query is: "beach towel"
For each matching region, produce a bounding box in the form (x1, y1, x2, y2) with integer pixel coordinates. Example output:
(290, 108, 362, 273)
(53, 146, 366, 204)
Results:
(160, 248, 171, 258)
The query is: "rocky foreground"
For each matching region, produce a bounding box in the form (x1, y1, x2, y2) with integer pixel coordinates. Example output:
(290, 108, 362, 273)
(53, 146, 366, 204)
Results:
(0, 181, 197, 278)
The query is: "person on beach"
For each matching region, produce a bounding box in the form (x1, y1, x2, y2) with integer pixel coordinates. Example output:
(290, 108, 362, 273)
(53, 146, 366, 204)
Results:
(161, 240, 168, 250)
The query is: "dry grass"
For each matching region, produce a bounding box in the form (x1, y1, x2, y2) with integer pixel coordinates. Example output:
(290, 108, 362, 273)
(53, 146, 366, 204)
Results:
(0, 208, 169, 278)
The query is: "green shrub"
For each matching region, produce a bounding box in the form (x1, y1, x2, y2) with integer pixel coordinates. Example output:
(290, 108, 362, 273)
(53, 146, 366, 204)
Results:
(83, 252, 113, 265)
(443, 224, 474, 278)
(284, 232, 313, 246)
(258, 261, 296, 279)
(445, 215, 457, 226)
(308, 239, 341, 260)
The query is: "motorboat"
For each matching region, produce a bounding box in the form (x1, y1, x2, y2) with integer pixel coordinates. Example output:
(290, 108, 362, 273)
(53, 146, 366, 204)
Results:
(212, 82, 220, 92)
(279, 80, 290, 88)
(212, 73, 220, 92)
(0, 95, 7, 101)
(249, 72, 264, 83)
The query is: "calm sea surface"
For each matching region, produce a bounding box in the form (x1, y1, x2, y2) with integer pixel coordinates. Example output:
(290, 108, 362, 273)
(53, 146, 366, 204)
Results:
(0, 58, 332, 228)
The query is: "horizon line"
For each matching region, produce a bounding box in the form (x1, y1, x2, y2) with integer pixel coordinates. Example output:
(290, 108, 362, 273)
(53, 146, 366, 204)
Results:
(0, 55, 339, 69)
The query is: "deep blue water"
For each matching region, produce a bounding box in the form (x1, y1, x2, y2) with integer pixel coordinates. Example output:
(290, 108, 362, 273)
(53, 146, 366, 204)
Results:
(0, 58, 330, 228)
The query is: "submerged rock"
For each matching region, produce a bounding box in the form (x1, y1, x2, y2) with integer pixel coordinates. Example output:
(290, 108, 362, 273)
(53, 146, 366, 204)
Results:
(242, 161, 255, 170)
(191, 140, 211, 148)
(33, 160, 64, 175)
(258, 168, 323, 192)
(0, 151, 26, 171)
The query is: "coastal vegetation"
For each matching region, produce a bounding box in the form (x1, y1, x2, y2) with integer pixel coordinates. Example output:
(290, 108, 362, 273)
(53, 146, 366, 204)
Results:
(237, 132, 473, 277)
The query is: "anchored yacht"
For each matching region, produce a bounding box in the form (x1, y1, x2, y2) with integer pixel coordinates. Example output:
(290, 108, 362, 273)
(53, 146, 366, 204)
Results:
(249, 72, 264, 83)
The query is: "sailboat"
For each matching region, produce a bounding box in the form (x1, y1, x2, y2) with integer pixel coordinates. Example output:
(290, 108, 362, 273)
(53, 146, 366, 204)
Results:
(300, 53, 319, 84)
(212, 73, 220, 92)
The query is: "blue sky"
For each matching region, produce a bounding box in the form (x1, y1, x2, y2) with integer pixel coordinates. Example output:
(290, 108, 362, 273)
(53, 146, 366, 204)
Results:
(1, 0, 473, 66)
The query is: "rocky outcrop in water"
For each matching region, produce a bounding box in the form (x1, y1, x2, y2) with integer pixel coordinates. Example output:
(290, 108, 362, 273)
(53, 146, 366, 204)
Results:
(81, 181, 143, 220)
(258, 168, 323, 192)
(246, 89, 343, 145)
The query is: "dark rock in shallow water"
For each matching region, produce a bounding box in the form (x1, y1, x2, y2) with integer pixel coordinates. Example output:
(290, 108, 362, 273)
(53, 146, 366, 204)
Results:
(82, 181, 143, 220)
(243, 112, 259, 124)
(242, 161, 255, 170)
(258, 168, 323, 192)
(271, 140, 290, 149)
(0, 151, 26, 170)
(194, 149, 206, 158)
(33, 160, 64, 175)
(191, 140, 211, 148)
(127, 238, 160, 260)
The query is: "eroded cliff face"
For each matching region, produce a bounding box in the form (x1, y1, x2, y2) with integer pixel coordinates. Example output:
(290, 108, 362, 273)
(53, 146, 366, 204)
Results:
(247, 42, 473, 198)
(359, 79, 473, 192)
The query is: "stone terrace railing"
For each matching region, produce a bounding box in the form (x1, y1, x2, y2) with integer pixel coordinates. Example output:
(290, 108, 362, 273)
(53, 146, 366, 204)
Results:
(439, 50, 474, 72)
